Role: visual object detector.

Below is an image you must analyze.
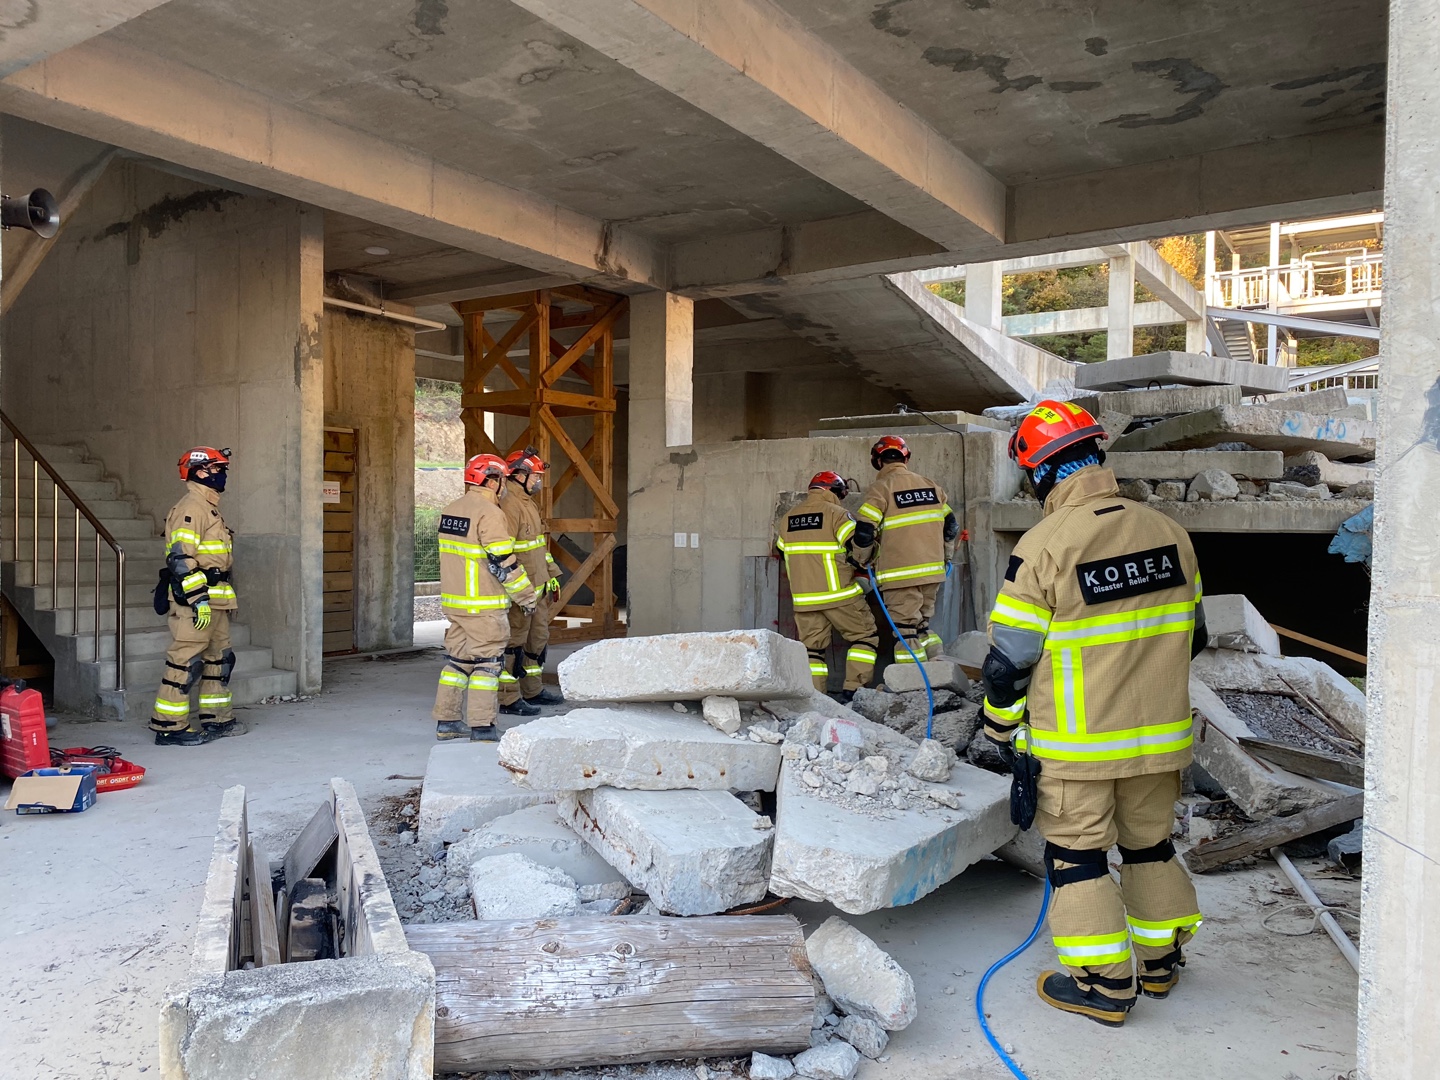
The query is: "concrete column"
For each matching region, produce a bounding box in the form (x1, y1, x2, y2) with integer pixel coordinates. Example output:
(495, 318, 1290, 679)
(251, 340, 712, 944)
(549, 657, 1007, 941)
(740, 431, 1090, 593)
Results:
(962, 261, 1004, 330)
(1357, 1, 1440, 1074)
(1185, 319, 1206, 354)
(293, 208, 326, 692)
(1106, 254, 1135, 360)
(626, 291, 695, 636)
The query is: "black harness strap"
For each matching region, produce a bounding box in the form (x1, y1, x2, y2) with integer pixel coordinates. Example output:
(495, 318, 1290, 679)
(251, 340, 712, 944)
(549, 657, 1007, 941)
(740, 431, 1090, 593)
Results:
(1118, 839, 1176, 865)
(1044, 842, 1111, 888)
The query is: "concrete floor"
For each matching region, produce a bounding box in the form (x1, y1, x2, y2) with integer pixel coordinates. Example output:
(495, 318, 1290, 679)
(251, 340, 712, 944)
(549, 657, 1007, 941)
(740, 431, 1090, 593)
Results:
(0, 646, 1358, 1080)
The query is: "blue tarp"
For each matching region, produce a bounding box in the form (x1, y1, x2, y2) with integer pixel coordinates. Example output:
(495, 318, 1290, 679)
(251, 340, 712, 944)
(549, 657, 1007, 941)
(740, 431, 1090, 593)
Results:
(1329, 504, 1373, 567)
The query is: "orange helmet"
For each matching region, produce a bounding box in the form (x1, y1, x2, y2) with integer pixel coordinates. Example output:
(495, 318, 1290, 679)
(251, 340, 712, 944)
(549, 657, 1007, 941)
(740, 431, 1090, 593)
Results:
(506, 446, 549, 480)
(870, 434, 911, 471)
(464, 453, 509, 487)
(1008, 401, 1106, 470)
(809, 470, 848, 499)
(178, 446, 230, 481)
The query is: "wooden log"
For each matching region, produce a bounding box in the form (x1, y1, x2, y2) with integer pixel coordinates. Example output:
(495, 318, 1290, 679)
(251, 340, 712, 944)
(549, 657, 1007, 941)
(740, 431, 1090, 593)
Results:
(407, 915, 815, 1072)
(1184, 792, 1364, 873)
(249, 840, 282, 967)
(1238, 737, 1365, 788)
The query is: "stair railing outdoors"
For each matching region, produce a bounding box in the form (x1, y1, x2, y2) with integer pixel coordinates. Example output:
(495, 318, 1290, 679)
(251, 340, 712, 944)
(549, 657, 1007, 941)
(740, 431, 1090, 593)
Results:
(0, 411, 125, 690)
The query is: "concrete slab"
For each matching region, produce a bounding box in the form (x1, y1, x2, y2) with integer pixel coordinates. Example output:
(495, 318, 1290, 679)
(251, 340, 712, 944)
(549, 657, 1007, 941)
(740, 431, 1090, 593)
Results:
(1108, 405, 1375, 458)
(418, 742, 554, 854)
(559, 788, 773, 915)
(769, 760, 1015, 914)
(1193, 649, 1367, 743)
(1071, 382, 1241, 418)
(498, 707, 784, 791)
(1074, 352, 1289, 395)
(558, 629, 812, 702)
(1254, 386, 1350, 414)
(1202, 595, 1282, 656)
(811, 410, 1007, 437)
(1282, 451, 1375, 491)
(989, 496, 1374, 534)
(444, 803, 626, 888)
(1107, 450, 1284, 481)
(882, 660, 969, 694)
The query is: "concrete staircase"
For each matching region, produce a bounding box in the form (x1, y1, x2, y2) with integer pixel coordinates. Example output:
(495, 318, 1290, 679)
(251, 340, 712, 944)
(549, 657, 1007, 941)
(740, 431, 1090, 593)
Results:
(1216, 318, 1257, 363)
(1, 439, 296, 718)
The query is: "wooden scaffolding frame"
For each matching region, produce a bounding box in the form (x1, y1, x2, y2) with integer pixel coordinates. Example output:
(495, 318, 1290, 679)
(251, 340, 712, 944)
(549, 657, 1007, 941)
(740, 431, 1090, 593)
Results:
(453, 286, 626, 644)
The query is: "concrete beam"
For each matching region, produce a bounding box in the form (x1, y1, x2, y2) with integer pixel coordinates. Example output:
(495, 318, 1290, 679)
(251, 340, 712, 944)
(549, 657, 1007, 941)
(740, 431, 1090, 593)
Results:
(1207, 306, 1381, 340)
(1003, 301, 1184, 338)
(0, 0, 171, 78)
(1107, 255, 1135, 360)
(388, 270, 575, 305)
(1107, 242, 1204, 322)
(511, 0, 1005, 251)
(0, 40, 663, 290)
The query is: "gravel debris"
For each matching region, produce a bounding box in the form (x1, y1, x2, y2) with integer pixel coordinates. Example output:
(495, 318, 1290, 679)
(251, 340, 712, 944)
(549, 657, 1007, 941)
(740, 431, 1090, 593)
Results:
(1217, 691, 1358, 755)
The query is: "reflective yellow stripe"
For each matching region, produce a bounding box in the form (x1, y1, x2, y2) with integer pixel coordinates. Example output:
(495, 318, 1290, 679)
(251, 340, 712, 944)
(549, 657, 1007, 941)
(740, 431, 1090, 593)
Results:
(858, 503, 884, 523)
(499, 671, 519, 684)
(152, 698, 190, 716)
(502, 569, 532, 596)
(809, 661, 829, 675)
(438, 670, 468, 687)
(881, 508, 947, 529)
(484, 539, 516, 556)
(438, 538, 484, 555)
(1127, 915, 1202, 944)
(469, 674, 499, 691)
(1055, 931, 1131, 967)
(181, 572, 207, 589)
(199, 694, 231, 707)
(1048, 601, 1195, 647)
(875, 562, 946, 584)
(523, 664, 543, 676)
(513, 537, 547, 551)
(991, 595, 1053, 633)
(1027, 717, 1193, 762)
(835, 519, 856, 544)
(985, 695, 1027, 722)
(780, 542, 846, 554)
(441, 593, 509, 611)
(1053, 648, 1085, 733)
(196, 541, 230, 553)
(846, 645, 877, 663)
(169, 529, 201, 546)
(791, 583, 864, 608)
(894, 650, 922, 664)
(208, 584, 236, 600)
(546, 553, 557, 565)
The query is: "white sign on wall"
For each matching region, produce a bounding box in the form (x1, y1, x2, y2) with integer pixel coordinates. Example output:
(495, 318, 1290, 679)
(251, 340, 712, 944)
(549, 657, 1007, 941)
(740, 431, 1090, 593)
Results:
(322, 482, 341, 504)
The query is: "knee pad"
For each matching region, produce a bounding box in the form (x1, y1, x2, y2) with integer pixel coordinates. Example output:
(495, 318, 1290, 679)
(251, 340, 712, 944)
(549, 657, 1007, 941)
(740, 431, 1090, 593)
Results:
(1118, 839, 1176, 865)
(1044, 842, 1110, 889)
(185, 655, 204, 693)
(219, 648, 236, 686)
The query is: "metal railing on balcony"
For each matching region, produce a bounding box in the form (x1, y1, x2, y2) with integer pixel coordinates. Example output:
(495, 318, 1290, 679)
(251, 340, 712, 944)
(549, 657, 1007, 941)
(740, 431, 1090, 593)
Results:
(1, 411, 125, 688)
(1210, 251, 1384, 310)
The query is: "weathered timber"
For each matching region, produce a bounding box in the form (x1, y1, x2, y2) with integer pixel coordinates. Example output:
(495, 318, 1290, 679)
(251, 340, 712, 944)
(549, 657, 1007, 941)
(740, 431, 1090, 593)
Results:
(407, 914, 815, 1072)
(286, 878, 332, 963)
(1238, 737, 1365, 788)
(249, 840, 282, 967)
(1185, 792, 1364, 873)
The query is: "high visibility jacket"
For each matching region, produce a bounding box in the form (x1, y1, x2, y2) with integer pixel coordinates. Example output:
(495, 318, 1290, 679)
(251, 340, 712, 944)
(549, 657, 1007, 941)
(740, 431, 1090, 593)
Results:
(165, 481, 236, 609)
(500, 487, 559, 586)
(438, 487, 538, 615)
(774, 489, 862, 610)
(983, 466, 1202, 781)
(858, 462, 953, 588)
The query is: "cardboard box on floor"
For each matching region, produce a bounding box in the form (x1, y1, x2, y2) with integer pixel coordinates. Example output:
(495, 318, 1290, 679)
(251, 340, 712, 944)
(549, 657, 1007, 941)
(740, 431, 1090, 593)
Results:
(4, 766, 98, 814)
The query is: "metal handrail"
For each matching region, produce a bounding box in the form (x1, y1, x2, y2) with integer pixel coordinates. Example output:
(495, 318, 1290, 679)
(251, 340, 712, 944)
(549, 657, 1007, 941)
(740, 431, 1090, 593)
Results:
(0, 410, 125, 690)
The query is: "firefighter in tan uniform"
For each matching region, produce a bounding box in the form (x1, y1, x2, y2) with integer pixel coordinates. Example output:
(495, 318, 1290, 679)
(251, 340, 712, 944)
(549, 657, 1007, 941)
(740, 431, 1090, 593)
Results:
(853, 436, 959, 664)
(150, 447, 241, 746)
(774, 471, 879, 701)
(981, 401, 1208, 1026)
(433, 453, 538, 741)
(498, 447, 564, 717)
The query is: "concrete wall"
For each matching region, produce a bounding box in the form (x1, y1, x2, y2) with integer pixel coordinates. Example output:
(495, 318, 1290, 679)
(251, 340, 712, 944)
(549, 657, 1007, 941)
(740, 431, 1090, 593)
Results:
(693, 369, 899, 443)
(2, 160, 325, 690)
(324, 309, 415, 652)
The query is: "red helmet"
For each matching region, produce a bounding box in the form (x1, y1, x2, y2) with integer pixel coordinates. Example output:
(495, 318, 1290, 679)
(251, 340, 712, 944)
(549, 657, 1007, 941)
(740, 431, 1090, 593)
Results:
(464, 453, 509, 487)
(506, 446, 549, 479)
(870, 434, 911, 471)
(809, 471, 848, 499)
(1008, 401, 1107, 470)
(178, 446, 230, 481)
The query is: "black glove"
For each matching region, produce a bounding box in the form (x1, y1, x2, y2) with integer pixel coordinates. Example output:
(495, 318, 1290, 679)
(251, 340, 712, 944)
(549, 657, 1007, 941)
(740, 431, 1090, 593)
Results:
(986, 733, 1016, 769)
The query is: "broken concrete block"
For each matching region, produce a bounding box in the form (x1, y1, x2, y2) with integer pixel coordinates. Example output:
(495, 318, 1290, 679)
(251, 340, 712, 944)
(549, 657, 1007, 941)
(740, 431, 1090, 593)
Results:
(792, 1042, 860, 1080)
(1202, 595, 1281, 656)
(468, 852, 581, 920)
(498, 708, 783, 791)
(1254, 386, 1350, 415)
(833, 1015, 889, 1059)
(994, 825, 1046, 879)
(1110, 405, 1374, 458)
(750, 1051, 797, 1080)
(1282, 451, 1374, 491)
(805, 916, 917, 1031)
(558, 630, 811, 702)
(419, 742, 553, 854)
(1117, 478, 1154, 502)
(1192, 649, 1366, 743)
(882, 660, 969, 694)
(906, 739, 954, 782)
(1268, 480, 1331, 500)
(1189, 677, 1348, 818)
(702, 695, 743, 734)
(559, 788, 772, 915)
(1153, 480, 1187, 501)
(1108, 449, 1284, 481)
(445, 804, 626, 888)
(1073, 351, 1289, 395)
(1071, 382, 1242, 418)
(820, 716, 865, 748)
(770, 760, 1014, 914)
(1188, 469, 1239, 501)
(944, 630, 988, 677)
(1340, 480, 1375, 500)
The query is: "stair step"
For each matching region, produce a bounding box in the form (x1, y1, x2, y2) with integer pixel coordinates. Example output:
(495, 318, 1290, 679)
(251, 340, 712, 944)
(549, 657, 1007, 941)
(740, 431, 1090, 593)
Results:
(10, 461, 108, 483)
(50, 603, 169, 636)
(6, 518, 156, 540)
(0, 479, 121, 502)
(115, 667, 298, 713)
(2, 498, 139, 519)
(76, 620, 253, 662)
(27, 443, 89, 463)
(117, 643, 275, 687)
(10, 560, 162, 587)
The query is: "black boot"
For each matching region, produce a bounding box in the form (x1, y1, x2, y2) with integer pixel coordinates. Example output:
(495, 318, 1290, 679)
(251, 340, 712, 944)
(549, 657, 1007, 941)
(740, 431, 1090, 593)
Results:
(154, 727, 215, 747)
(524, 687, 565, 707)
(202, 719, 247, 739)
(1139, 954, 1185, 999)
(499, 698, 541, 717)
(1035, 971, 1134, 1027)
(435, 720, 469, 741)
(469, 725, 500, 742)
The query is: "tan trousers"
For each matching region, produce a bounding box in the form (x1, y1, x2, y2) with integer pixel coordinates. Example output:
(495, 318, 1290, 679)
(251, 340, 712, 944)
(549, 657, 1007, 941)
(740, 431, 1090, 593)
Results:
(1037, 771, 1202, 1001)
(150, 607, 234, 732)
(794, 594, 879, 692)
(433, 611, 509, 728)
(879, 581, 941, 662)
(499, 592, 555, 704)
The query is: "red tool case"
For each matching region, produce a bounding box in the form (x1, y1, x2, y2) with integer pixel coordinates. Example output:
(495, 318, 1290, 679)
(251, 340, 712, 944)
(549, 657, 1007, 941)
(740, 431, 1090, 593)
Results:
(0, 680, 49, 780)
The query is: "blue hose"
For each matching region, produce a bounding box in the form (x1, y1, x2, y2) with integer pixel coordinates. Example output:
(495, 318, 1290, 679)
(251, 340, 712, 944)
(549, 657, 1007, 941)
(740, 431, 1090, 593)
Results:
(976, 878, 1053, 1080)
(865, 566, 935, 739)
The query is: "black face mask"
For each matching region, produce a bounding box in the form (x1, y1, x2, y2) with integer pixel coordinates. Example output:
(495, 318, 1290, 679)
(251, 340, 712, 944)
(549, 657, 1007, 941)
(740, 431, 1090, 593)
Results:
(196, 469, 227, 493)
